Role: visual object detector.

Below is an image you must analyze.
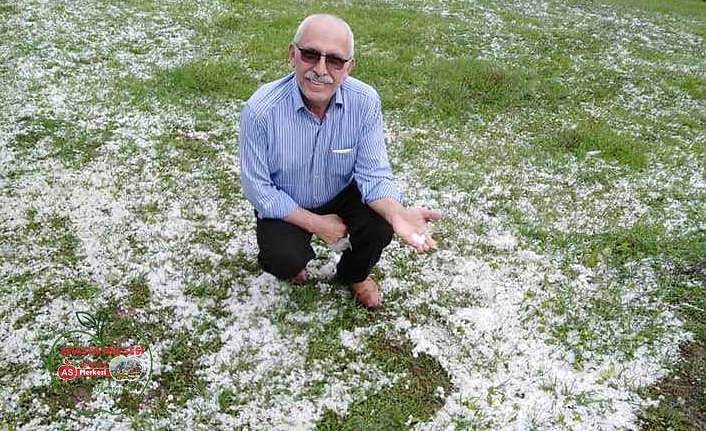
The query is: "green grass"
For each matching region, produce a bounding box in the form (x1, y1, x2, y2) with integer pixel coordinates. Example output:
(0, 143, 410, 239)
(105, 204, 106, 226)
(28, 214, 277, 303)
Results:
(544, 120, 648, 169)
(22, 212, 82, 268)
(125, 277, 151, 308)
(317, 338, 451, 430)
(12, 117, 111, 168)
(661, 263, 706, 341)
(126, 1, 562, 127)
(677, 73, 706, 100)
(130, 60, 260, 103)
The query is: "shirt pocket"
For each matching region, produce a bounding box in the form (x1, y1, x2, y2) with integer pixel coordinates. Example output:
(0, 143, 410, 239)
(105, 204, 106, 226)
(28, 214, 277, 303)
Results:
(327, 148, 355, 179)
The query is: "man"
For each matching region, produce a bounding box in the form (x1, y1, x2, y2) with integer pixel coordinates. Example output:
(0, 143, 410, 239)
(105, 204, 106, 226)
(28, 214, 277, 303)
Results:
(239, 14, 441, 308)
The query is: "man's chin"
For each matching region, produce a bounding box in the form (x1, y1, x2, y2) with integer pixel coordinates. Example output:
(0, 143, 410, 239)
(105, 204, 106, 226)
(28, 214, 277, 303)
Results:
(305, 82, 332, 95)
(303, 90, 333, 106)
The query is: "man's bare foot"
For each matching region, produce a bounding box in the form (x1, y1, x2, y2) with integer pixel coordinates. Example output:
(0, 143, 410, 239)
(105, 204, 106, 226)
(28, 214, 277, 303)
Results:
(289, 270, 308, 285)
(351, 277, 382, 308)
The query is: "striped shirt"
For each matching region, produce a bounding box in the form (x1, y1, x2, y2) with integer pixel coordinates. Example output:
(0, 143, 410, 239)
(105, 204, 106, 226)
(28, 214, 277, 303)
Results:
(239, 73, 401, 219)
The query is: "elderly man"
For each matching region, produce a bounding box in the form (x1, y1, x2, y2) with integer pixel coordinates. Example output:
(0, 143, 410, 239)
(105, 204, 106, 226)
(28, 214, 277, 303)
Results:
(239, 14, 440, 308)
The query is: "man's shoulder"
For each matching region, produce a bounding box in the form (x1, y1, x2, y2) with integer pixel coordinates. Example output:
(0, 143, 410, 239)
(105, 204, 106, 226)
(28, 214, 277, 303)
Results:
(245, 74, 295, 118)
(341, 76, 380, 102)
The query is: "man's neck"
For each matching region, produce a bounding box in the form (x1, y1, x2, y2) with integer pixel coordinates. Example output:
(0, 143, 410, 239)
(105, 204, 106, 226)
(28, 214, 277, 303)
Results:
(308, 104, 327, 120)
(302, 94, 331, 121)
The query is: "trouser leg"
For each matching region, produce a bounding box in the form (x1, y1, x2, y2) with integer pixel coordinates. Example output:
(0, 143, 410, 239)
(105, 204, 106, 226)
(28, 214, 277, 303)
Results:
(256, 217, 314, 280)
(321, 184, 394, 284)
(254, 183, 393, 283)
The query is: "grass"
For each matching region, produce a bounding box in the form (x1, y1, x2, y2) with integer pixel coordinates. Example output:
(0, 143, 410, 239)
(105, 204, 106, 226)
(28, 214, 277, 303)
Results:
(1, 0, 705, 429)
(317, 338, 451, 430)
(545, 120, 649, 169)
(127, 60, 260, 103)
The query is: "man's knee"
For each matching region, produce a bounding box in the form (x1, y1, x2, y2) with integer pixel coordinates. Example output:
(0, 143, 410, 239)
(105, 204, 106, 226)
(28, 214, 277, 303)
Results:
(258, 246, 313, 279)
(256, 217, 314, 279)
(353, 213, 393, 248)
(375, 218, 394, 246)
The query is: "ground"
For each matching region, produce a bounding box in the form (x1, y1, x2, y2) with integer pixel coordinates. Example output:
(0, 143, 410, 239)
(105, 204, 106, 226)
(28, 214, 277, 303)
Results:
(1, 0, 704, 430)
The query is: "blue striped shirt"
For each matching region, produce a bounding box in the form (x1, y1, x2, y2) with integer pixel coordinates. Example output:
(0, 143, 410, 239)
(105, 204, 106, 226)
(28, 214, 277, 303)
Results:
(239, 73, 401, 219)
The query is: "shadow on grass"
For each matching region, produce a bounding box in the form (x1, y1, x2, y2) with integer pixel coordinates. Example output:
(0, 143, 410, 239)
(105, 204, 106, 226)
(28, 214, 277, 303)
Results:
(640, 255, 706, 431)
(316, 337, 451, 431)
(640, 342, 706, 431)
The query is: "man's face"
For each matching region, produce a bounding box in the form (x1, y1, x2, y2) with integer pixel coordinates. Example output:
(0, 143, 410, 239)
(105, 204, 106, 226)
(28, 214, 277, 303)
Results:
(289, 18, 354, 112)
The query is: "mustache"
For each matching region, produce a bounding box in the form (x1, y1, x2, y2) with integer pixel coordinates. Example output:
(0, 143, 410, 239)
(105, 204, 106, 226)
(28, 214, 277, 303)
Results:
(305, 71, 334, 84)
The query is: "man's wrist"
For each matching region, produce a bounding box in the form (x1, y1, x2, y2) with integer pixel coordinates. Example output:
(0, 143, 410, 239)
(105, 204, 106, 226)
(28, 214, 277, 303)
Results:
(302, 211, 320, 234)
(284, 207, 319, 234)
(388, 210, 406, 229)
(369, 197, 405, 227)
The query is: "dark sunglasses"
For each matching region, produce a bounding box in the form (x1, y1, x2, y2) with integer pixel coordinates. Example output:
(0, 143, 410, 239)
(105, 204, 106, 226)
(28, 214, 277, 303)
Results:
(294, 44, 352, 71)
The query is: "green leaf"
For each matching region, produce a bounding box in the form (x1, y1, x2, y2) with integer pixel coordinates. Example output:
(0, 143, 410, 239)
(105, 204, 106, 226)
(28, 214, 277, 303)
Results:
(76, 312, 97, 330)
(96, 311, 108, 324)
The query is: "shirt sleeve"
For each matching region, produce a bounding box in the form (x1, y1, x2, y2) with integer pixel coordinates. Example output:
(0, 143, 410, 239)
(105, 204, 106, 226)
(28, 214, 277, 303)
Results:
(353, 95, 403, 205)
(239, 104, 299, 219)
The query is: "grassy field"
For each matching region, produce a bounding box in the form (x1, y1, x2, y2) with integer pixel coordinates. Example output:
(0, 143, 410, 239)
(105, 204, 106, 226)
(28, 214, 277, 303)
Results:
(1, 0, 704, 430)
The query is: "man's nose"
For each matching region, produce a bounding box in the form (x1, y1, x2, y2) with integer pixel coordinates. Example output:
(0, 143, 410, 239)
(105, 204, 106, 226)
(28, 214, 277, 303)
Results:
(314, 54, 328, 74)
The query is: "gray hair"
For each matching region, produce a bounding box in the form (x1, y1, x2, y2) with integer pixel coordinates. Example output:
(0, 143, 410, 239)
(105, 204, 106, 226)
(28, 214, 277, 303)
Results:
(293, 14, 355, 58)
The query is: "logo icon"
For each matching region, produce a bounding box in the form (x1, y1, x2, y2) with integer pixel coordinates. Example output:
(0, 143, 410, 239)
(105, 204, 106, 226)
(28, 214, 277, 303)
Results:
(46, 311, 153, 416)
(109, 356, 145, 381)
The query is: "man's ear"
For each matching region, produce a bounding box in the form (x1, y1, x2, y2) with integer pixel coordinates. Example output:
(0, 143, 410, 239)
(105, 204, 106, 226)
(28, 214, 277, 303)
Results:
(288, 44, 296, 68)
(347, 58, 356, 74)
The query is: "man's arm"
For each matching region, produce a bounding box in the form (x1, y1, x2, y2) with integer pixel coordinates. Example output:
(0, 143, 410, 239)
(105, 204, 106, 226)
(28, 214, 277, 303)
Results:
(352, 94, 402, 204)
(351, 93, 442, 252)
(239, 106, 298, 219)
(284, 208, 347, 245)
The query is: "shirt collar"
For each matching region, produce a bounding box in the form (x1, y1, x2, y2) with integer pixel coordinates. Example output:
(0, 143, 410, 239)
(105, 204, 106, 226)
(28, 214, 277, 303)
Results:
(290, 73, 344, 112)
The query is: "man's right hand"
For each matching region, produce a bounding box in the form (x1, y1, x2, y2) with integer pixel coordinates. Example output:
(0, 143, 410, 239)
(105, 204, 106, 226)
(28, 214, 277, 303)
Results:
(311, 214, 348, 245)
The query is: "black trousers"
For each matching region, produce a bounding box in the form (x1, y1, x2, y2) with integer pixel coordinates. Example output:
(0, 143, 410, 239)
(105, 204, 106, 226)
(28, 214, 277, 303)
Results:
(256, 183, 393, 284)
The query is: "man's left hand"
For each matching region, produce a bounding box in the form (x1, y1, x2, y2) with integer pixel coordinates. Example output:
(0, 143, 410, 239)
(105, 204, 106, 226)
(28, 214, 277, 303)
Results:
(391, 207, 442, 253)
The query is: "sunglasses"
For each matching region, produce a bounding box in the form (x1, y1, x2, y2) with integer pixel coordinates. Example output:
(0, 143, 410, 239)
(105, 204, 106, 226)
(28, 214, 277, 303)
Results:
(294, 44, 352, 71)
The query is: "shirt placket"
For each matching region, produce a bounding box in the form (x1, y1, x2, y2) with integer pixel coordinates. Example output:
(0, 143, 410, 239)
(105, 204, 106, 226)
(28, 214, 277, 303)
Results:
(311, 116, 328, 207)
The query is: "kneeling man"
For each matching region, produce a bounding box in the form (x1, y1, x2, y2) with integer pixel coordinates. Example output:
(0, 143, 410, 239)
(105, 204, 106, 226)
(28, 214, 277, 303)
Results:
(239, 14, 440, 307)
